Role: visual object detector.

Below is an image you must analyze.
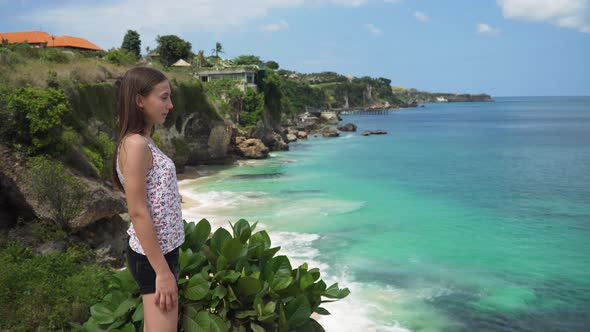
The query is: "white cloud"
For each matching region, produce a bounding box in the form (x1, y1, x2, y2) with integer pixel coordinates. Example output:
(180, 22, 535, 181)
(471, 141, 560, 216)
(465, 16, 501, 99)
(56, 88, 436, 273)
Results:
(365, 23, 382, 35)
(497, 0, 590, 33)
(328, 0, 368, 6)
(414, 11, 430, 22)
(477, 23, 500, 35)
(260, 20, 289, 32)
(15, 0, 369, 50)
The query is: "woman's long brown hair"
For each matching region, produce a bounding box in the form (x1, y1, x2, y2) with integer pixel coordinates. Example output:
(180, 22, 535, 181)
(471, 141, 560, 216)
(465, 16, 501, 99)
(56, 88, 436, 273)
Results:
(112, 66, 168, 192)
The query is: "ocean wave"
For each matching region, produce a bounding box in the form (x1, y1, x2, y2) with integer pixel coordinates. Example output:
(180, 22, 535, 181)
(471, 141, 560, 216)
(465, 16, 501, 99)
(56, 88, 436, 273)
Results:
(272, 231, 411, 332)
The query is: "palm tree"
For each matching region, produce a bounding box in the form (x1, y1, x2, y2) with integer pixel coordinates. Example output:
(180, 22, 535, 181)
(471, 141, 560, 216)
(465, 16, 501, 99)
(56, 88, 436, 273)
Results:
(211, 42, 224, 57)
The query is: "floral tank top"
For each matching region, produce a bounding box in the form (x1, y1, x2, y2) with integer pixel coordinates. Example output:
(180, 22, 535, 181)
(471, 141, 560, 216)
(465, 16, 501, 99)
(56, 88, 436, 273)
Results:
(116, 136, 185, 255)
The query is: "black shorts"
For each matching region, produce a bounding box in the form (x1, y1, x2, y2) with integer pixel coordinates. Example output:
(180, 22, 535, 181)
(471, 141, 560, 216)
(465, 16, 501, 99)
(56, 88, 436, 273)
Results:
(126, 244, 180, 295)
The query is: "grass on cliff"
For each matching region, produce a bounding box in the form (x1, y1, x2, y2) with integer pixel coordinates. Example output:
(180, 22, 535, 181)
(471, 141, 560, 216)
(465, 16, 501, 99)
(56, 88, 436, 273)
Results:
(0, 45, 196, 89)
(0, 234, 111, 331)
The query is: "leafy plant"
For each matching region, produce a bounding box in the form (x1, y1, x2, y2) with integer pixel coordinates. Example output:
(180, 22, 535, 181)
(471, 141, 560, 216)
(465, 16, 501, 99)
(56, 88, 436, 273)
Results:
(3, 86, 73, 155)
(157, 35, 192, 67)
(121, 30, 141, 59)
(78, 219, 349, 331)
(28, 156, 88, 230)
(103, 48, 137, 66)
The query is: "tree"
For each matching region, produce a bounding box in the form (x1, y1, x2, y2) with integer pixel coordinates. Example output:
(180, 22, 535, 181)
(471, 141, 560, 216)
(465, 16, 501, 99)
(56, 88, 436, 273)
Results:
(211, 42, 224, 57)
(265, 60, 279, 70)
(233, 55, 262, 66)
(121, 30, 141, 59)
(196, 50, 207, 67)
(156, 35, 192, 67)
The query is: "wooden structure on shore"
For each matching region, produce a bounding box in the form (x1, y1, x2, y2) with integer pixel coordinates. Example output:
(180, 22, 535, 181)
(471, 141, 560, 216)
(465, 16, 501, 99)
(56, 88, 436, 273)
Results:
(338, 108, 391, 115)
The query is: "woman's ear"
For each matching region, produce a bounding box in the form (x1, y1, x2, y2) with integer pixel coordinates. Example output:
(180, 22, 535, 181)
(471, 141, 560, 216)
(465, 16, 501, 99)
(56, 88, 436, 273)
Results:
(135, 94, 144, 110)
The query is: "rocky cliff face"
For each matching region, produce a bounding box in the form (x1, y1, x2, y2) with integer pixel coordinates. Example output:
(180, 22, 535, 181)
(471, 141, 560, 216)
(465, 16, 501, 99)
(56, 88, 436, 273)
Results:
(0, 144, 129, 266)
(0, 81, 291, 268)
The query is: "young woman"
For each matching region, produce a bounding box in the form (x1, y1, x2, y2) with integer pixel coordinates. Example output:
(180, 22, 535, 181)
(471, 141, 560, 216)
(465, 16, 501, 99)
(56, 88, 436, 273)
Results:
(112, 66, 184, 331)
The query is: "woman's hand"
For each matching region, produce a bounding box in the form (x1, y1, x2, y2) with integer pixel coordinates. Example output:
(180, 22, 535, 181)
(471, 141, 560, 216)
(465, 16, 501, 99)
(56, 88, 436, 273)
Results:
(154, 270, 178, 312)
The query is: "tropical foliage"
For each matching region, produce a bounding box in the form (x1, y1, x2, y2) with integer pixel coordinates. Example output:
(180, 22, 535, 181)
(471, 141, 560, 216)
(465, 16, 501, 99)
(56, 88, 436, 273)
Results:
(77, 219, 349, 331)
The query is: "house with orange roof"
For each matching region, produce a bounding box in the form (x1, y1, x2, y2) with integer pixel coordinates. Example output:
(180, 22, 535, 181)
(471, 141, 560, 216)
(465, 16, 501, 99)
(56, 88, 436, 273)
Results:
(0, 30, 104, 51)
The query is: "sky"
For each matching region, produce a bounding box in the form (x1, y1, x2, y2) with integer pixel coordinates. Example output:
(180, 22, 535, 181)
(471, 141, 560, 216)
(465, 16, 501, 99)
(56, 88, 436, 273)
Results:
(1, 0, 589, 96)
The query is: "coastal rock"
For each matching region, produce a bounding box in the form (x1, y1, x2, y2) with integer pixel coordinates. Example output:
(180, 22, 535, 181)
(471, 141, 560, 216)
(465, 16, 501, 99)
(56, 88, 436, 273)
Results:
(296, 131, 308, 139)
(0, 144, 126, 230)
(362, 130, 388, 136)
(319, 112, 340, 125)
(207, 122, 233, 161)
(35, 240, 66, 256)
(286, 134, 298, 142)
(261, 132, 289, 151)
(322, 127, 340, 137)
(70, 214, 129, 267)
(234, 136, 246, 145)
(237, 139, 270, 159)
(337, 123, 357, 132)
(68, 180, 127, 229)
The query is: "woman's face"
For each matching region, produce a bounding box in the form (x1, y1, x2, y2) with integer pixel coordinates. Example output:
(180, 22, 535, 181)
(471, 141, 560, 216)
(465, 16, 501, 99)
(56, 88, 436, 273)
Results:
(137, 80, 173, 126)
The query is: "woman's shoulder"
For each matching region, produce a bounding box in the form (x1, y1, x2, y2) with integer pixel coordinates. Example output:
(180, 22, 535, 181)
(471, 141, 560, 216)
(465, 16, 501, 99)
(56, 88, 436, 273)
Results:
(121, 133, 149, 150)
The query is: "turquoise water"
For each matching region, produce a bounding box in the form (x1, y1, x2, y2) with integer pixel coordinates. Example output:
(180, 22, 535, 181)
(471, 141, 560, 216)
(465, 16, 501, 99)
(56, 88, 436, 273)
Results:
(181, 97, 590, 331)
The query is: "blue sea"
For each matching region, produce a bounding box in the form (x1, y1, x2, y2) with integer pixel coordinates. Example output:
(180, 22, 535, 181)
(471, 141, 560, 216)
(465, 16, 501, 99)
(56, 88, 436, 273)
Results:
(179, 97, 590, 331)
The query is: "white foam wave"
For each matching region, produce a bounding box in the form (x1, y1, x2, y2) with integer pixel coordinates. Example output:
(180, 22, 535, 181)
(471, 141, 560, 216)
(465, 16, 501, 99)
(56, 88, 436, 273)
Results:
(271, 231, 411, 332)
(183, 190, 270, 209)
(274, 198, 366, 218)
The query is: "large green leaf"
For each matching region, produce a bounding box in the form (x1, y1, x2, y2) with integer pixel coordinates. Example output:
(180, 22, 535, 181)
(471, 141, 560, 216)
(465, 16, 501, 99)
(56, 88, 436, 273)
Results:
(114, 322, 136, 332)
(131, 302, 143, 322)
(113, 297, 139, 317)
(183, 314, 200, 332)
(195, 218, 212, 244)
(299, 273, 314, 291)
(212, 285, 228, 299)
(217, 255, 228, 271)
(89, 303, 114, 324)
(285, 295, 311, 328)
(185, 274, 211, 301)
(250, 322, 265, 332)
(314, 307, 330, 315)
(278, 302, 289, 332)
(237, 276, 262, 298)
(211, 228, 233, 255)
(264, 256, 291, 279)
(112, 269, 139, 293)
(322, 283, 350, 299)
(232, 219, 252, 243)
(249, 231, 271, 258)
(222, 238, 244, 263)
(194, 311, 229, 332)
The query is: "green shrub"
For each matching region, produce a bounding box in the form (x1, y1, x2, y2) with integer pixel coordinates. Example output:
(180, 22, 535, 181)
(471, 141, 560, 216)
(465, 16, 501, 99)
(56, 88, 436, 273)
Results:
(0, 241, 110, 331)
(152, 130, 162, 148)
(0, 48, 24, 66)
(5, 42, 41, 59)
(103, 48, 136, 66)
(28, 156, 88, 230)
(83, 133, 115, 180)
(241, 88, 265, 127)
(4, 86, 72, 154)
(83, 131, 116, 179)
(41, 48, 72, 63)
(79, 219, 349, 331)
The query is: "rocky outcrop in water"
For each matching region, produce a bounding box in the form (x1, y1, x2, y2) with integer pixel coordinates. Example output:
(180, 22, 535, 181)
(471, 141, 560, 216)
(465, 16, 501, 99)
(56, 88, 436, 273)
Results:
(235, 138, 270, 159)
(338, 123, 357, 132)
(362, 130, 388, 136)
